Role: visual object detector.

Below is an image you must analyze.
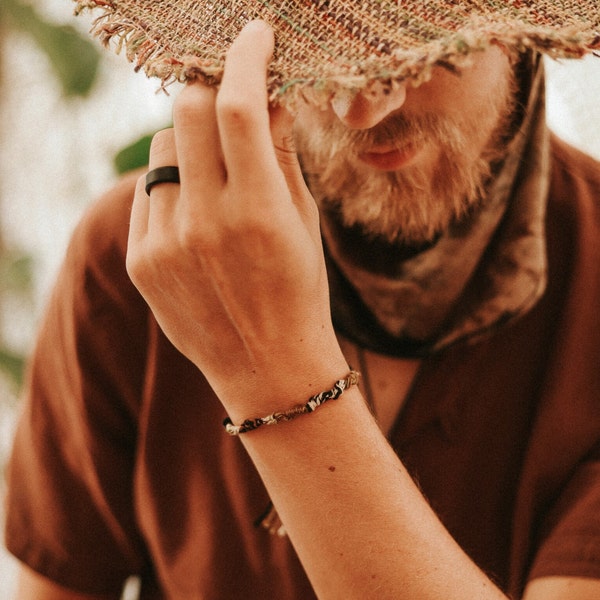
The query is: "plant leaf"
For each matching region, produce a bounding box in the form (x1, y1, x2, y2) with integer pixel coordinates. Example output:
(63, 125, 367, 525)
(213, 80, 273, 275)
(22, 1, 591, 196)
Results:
(3, 0, 101, 97)
(114, 134, 154, 174)
(0, 251, 34, 294)
(0, 347, 25, 390)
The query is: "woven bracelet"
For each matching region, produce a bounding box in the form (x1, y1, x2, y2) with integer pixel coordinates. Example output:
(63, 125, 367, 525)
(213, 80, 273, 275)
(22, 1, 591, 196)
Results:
(223, 370, 360, 435)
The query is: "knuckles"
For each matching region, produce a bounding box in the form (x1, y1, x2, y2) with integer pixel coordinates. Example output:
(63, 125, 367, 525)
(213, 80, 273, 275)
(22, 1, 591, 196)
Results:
(173, 79, 261, 133)
(125, 238, 148, 292)
(215, 90, 264, 134)
(172, 82, 216, 127)
(149, 128, 175, 157)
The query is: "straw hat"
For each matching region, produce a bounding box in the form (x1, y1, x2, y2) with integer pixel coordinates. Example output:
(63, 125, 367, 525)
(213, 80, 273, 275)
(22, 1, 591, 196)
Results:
(74, 0, 599, 103)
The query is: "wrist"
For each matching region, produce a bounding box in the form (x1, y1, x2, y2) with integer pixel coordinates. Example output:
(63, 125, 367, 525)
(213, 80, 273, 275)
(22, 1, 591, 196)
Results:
(215, 343, 350, 424)
(223, 369, 360, 435)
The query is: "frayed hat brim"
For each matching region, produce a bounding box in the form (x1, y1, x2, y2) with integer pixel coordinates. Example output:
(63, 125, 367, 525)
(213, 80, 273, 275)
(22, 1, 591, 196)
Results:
(74, 0, 600, 104)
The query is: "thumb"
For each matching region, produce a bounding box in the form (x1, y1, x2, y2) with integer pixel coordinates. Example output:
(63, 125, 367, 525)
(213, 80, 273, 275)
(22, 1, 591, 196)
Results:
(270, 105, 320, 233)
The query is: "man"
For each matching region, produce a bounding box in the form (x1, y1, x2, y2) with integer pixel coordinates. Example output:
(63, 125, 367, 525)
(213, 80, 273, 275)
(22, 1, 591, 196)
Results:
(4, 2, 600, 599)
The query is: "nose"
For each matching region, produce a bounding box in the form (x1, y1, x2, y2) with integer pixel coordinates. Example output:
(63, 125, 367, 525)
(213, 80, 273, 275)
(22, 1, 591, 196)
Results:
(331, 80, 407, 129)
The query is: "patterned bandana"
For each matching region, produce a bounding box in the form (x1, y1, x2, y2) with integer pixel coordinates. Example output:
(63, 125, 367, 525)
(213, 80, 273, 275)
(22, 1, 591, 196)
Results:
(323, 55, 550, 358)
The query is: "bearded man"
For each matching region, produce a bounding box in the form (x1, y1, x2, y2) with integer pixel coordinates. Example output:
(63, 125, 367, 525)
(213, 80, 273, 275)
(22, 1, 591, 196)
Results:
(5, 2, 600, 599)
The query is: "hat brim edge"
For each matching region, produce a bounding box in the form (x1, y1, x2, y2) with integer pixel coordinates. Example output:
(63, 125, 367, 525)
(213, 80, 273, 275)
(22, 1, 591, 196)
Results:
(76, 2, 600, 106)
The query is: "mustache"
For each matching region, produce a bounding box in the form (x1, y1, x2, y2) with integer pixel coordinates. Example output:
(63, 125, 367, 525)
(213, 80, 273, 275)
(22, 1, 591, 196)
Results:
(321, 111, 466, 155)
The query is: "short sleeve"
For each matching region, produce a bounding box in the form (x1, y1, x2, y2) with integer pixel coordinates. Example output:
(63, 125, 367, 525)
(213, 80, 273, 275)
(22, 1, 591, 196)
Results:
(4, 173, 152, 595)
(528, 454, 600, 582)
(526, 139, 600, 584)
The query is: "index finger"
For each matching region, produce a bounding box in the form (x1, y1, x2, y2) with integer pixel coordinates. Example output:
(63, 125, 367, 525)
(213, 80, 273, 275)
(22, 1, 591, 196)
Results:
(216, 20, 280, 188)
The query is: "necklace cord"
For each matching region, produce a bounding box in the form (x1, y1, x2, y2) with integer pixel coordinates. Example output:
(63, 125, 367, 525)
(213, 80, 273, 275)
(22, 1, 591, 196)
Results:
(356, 346, 376, 418)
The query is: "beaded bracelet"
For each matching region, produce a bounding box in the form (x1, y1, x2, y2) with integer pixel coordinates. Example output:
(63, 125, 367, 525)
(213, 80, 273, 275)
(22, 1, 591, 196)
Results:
(223, 370, 360, 435)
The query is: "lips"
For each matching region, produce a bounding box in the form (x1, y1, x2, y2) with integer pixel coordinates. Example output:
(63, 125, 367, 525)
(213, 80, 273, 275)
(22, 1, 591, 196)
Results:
(358, 143, 419, 171)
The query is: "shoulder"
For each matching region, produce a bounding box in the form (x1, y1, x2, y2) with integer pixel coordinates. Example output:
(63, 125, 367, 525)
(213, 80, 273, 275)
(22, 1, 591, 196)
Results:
(64, 170, 142, 297)
(71, 170, 141, 263)
(550, 134, 600, 180)
(547, 135, 600, 255)
(549, 135, 600, 210)
(50, 170, 146, 326)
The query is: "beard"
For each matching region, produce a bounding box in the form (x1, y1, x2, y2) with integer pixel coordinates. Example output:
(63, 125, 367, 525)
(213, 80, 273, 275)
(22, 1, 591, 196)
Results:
(294, 73, 518, 245)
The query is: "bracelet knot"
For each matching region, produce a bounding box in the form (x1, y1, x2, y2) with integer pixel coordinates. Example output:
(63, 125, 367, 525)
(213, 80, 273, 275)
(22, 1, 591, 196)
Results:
(223, 370, 360, 435)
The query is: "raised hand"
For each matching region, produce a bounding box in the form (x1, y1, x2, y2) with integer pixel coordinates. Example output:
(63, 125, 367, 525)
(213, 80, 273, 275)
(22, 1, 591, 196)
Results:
(126, 21, 348, 420)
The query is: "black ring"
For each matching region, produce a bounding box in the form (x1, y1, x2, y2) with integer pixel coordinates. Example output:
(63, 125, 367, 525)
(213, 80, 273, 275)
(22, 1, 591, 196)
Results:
(145, 166, 180, 195)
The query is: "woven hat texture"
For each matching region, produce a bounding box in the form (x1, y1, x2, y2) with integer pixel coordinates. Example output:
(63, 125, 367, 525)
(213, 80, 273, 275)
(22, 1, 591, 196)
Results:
(74, 0, 600, 103)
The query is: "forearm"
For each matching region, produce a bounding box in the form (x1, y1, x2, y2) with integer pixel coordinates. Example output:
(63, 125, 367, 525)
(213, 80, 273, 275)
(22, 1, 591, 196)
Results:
(128, 21, 507, 599)
(238, 385, 507, 600)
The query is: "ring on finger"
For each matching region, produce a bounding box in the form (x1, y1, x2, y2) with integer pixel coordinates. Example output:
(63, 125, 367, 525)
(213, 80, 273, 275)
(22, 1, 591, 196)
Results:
(145, 166, 180, 196)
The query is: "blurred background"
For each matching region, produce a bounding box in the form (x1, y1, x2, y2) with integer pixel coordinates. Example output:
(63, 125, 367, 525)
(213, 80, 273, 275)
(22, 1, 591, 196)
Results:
(0, 0, 599, 596)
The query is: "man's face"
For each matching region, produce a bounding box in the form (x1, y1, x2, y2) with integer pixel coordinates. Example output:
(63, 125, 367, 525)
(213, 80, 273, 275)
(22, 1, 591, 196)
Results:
(294, 46, 517, 244)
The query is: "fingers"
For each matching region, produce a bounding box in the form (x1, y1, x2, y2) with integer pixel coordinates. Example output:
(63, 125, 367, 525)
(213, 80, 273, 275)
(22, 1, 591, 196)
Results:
(173, 82, 225, 199)
(216, 20, 280, 192)
(270, 105, 320, 235)
(148, 128, 178, 171)
(127, 174, 151, 277)
(144, 129, 181, 229)
(269, 105, 305, 194)
(164, 20, 302, 222)
(129, 127, 181, 265)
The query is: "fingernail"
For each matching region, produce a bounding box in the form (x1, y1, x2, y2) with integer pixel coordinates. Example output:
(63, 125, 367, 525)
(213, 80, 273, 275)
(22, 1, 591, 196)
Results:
(331, 88, 356, 120)
(244, 19, 272, 34)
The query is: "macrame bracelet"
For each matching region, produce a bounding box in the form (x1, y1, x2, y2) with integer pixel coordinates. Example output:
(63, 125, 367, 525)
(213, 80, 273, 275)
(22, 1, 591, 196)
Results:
(223, 370, 360, 435)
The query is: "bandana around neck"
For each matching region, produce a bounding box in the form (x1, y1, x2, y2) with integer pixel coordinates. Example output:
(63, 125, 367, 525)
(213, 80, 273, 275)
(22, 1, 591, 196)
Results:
(321, 56, 550, 358)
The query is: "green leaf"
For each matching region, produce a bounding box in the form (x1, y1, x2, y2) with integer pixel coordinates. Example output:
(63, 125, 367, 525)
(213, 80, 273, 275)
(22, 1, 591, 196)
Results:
(114, 134, 154, 174)
(0, 347, 25, 390)
(0, 251, 33, 295)
(3, 0, 101, 97)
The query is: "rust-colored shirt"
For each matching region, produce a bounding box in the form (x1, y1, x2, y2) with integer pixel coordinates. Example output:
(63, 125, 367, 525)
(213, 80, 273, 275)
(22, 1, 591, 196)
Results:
(5, 136, 600, 598)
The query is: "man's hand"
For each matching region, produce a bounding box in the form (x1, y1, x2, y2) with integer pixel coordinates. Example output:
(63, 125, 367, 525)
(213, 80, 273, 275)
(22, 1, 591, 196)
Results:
(127, 20, 348, 420)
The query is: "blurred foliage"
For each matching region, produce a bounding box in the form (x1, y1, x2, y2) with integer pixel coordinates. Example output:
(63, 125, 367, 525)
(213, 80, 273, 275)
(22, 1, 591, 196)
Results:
(0, 348, 26, 392)
(0, 0, 102, 392)
(0, 252, 34, 296)
(1, 0, 101, 97)
(114, 133, 154, 174)
(0, 0, 159, 394)
(0, 252, 34, 391)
